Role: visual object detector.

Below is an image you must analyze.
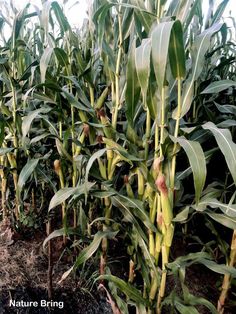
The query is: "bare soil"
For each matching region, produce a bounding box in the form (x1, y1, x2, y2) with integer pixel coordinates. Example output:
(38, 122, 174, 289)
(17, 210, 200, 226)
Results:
(1, 220, 235, 313)
(0, 220, 112, 314)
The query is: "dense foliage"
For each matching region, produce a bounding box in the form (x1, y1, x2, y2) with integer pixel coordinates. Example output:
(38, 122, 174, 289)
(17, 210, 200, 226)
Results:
(0, 0, 235, 313)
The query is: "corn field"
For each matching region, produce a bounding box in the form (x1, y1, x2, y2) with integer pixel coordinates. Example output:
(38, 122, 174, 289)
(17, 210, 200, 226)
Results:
(0, 0, 236, 313)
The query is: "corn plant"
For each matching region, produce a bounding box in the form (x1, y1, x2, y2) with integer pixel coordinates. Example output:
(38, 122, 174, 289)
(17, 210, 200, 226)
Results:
(0, 0, 236, 313)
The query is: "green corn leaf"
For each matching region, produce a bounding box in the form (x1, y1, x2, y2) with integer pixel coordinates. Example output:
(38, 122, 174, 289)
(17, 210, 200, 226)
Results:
(18, 159, 39, 193)
(210, 0, 229, 26)
(187, 294, 217, 314)
(146, 82, 159, 120)
(43, 227, 78, 249)
(130, 0, 155, 33)
(112, 195, 159, 279)
(59, 231, 118, 283)
(202, 122, 236, 185)
(63, 76, 91, 108)
(200, 256, 236, 277)
(51, 1, 70, 33)
(41, 0, 51, 37)
(137, 233, 159, 278)
(49, 183, 95, 211)
(195, 198, 236, 217)
(98, 274, 149, 305)
(217, 120, 236, 128)
(172, 136, 206, 204)
(0, 120, 5, 146)
(168, 252, 236, 276)
(30, 133, 50, 144)
(176, 0, 195, 24)
(74, 231, 118, 268)
(152, 21, 174, 88)
(102, 137, 143, 161)
(40, 47, 53, 83)
(111, 195, 147, 242)
(206, 212, 236, 230)
(201, 80, 236, 94)
(22, 107, 51, 138)
(125, 39, 141, 126)
(54, 47, 69, 67)
(93, 3, 114, 46)
(173, 206, 190, 222)
(135, 38, 151, 101)
(61, 88, 94, 112)
(49, 187, 78, 211)
(215, 103, 236, 115)
(121, 6, 133, 41)
(85, 148, 107, 199)
(175, 303, 199, 314)
(173, 23, 223, 119)
(33, 92, 57, 104)
(169, 20, 186, 79)
(55, 139, 73, 162)
(183, 0, 201, 32)
(114, 194, 157, 232)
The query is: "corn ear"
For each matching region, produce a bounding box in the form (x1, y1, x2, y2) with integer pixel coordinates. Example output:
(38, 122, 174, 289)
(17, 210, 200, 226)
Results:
(137, 169, 145, 198)
(156, 174, 173, 225)
(149, 231, 155, 257)
(95, 87, 109, 109)
(98, 158, 107, 179)
(149, 274, 159, 300)
(164, 224, 174, 247)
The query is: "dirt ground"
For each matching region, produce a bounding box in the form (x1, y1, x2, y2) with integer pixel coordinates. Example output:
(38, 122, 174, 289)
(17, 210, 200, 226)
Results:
(0, 220, 235, 314)
(0, 220, 112, 314)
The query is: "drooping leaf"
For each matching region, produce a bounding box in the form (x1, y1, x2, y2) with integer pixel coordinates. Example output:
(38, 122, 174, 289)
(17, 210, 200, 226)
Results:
(173, 206, 190, 222)
(175, 303, 199, 314)
(43, 227, 78, 249)
(61, 88, 94, 112)
(195, 198, 236, 217)
(168, 251, 236, 277)
(172, 136, 206, 203)
(74, 230, 118, 268)
(215, 103, 236, 115)
(18, 159, 39, 193)
(59, 230, 117, 283)
(206, 212, 236, 230)
(22, 107, 51, 138)
(114, 194, 157, 232)
(49, 183, 93, 211)
(202, 122, 236, 185)
(201, 80, 236, 94)
(49, 187, 78, 211)
(98, 274, 149, 306)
